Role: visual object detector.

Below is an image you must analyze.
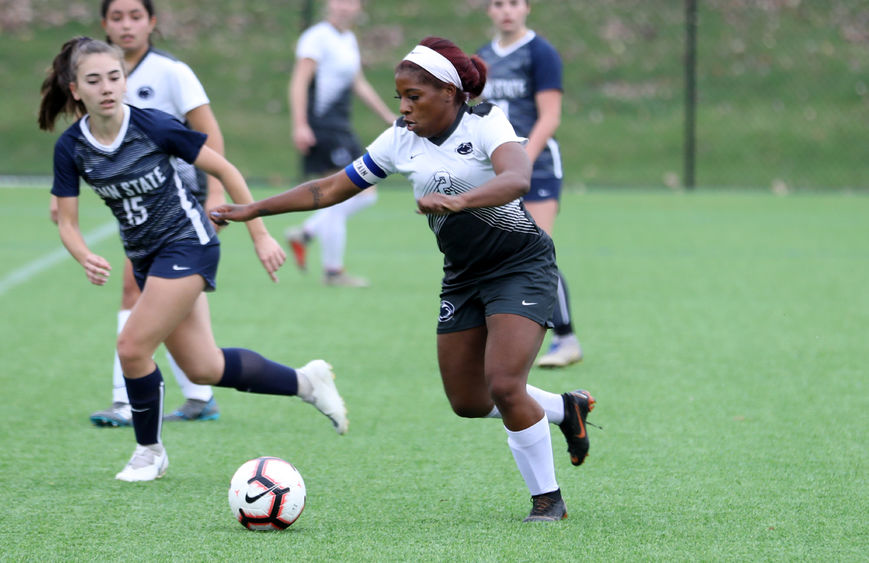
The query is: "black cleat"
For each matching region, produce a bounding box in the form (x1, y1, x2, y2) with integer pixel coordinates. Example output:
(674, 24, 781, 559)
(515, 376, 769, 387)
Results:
(523, 489, 568, 522)
(558, 389, 595, 466)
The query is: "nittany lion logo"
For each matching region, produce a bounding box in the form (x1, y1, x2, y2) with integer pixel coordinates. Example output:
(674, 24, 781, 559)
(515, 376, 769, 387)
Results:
(439, 300, 456, 322)
(137, 86, 155, 100)
(456, 142, 473, 155)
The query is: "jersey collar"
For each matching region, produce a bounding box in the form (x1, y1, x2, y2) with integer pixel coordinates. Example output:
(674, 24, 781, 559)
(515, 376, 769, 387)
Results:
(491, 30, 536, 58)
(427, 103, 469, 146)
(80, 104, 131, 153)
(126, 46, 154, 77)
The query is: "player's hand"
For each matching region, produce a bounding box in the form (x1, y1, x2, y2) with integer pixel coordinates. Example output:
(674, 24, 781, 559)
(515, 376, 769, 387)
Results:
(416, 193, 465, 215)
(292, 124, 316, 155)
(209, 204, 256, 225)
(252, 234, 286, 283)
(204, 184, 228, 231)
(82, 253, 111, 286)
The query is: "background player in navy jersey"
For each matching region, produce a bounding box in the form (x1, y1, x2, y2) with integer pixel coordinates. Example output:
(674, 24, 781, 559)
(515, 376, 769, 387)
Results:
(212, 36, 595, 522)
(50, 0, 230, 427)
(478, 0, 582, 368)
(39, 37, 348, 482)
(284, 0, 395, 288)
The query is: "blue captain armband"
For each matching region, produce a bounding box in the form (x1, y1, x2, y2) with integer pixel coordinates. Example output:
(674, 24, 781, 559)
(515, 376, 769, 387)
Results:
(345, 153, 387, 188)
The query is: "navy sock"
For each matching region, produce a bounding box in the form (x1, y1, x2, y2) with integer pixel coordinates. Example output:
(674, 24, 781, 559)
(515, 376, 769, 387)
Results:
(218, 348, 298, 396)
(551, 268, 575, 337)
(124, 366, 164, 446)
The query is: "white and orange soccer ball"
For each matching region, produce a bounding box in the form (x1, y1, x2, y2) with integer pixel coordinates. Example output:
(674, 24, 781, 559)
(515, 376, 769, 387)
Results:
(228, 456, 306, 531)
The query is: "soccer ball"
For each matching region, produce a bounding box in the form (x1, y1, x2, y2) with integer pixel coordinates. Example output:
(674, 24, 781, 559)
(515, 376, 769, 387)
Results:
(228, 456, 306, 531)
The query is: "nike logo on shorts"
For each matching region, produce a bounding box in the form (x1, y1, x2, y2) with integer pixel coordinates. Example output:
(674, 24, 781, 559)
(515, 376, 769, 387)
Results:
(522, 300, 537, 306)
(172, 265, 191, 271)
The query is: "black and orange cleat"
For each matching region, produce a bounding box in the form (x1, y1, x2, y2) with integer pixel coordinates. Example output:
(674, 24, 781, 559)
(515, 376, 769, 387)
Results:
(558, 389, 596, 466)
(523, 489, 568, 523)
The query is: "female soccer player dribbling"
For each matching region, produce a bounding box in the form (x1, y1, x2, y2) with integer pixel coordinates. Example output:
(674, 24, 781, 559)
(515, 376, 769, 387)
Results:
(39, 37, 349, 482)
(211, 37, 596, 522)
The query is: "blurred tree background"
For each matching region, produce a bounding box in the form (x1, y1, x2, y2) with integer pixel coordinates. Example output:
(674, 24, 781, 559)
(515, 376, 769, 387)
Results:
(1, 0, 866, 190)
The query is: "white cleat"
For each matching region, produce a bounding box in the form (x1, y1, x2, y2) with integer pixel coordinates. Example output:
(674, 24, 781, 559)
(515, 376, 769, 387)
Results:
(115, 444, 169, 482)
(299, 360, 349, 435)
(536, 335, 583, 368)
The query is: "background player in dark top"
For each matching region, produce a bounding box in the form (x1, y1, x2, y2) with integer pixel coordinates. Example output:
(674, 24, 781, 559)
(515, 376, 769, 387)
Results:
(51, 0, 230, 427)
(284, 0, 395, 287)
(478, 0, 582, 368)
(211, 36, 595, 522)
(39, 37, 348, 482)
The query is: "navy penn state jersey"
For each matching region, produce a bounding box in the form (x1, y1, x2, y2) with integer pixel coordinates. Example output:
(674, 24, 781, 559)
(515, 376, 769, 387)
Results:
(51, 105, 216, 260)
(477, 31, 563, 181)
(346, 103, 554, 288)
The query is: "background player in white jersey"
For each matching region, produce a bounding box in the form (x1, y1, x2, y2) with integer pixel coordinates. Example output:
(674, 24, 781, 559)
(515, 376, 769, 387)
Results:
(478, 0, 582, 368)
(51, 0, 229, 427)
(39, 37, 348, 481)
(211, 36, 596, 522)
(284, 0, 395, 287)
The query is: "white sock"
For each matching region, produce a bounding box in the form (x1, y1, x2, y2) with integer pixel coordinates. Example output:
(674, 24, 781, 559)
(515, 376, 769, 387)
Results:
(304, 190, 377, 272)
(112, 310, 132, 404)
(486, 385, 565, 424)
(166, 350, 213, 402)
(318, 207, 347, 272)
(505, 416, 559, 496)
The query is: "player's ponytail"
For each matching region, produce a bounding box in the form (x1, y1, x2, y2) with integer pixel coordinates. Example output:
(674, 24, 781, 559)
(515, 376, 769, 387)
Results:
(464, 55, 488, 100)
(38, 37, 86, 131)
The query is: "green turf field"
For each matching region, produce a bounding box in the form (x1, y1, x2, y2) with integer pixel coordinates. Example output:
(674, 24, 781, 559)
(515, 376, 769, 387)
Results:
(0, 185, 866, 560)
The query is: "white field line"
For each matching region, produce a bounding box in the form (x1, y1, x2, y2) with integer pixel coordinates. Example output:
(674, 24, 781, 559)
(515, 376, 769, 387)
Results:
(0, 221, 117, 296)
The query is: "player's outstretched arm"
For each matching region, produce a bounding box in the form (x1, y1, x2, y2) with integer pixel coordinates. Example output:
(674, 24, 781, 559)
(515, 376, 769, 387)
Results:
(210, 171, 361, 224)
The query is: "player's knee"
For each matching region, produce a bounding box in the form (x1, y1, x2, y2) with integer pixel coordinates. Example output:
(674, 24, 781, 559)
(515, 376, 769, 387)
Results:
(116, 333, 149, 370)
(487, 377, 525, 411)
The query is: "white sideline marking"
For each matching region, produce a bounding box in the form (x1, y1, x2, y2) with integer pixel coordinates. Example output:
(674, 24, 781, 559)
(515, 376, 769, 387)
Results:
(0, 221, 117, 296)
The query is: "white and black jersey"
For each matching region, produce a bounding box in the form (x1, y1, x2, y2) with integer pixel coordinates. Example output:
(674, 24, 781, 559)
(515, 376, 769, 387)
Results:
(296, 21, 361, 134)
(124, 47, 211, 198)
(346, 103, 552, 288)
(125, 47, 209, 119)
(51, 105, 215, 260)
(477, 31, 563, 182)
